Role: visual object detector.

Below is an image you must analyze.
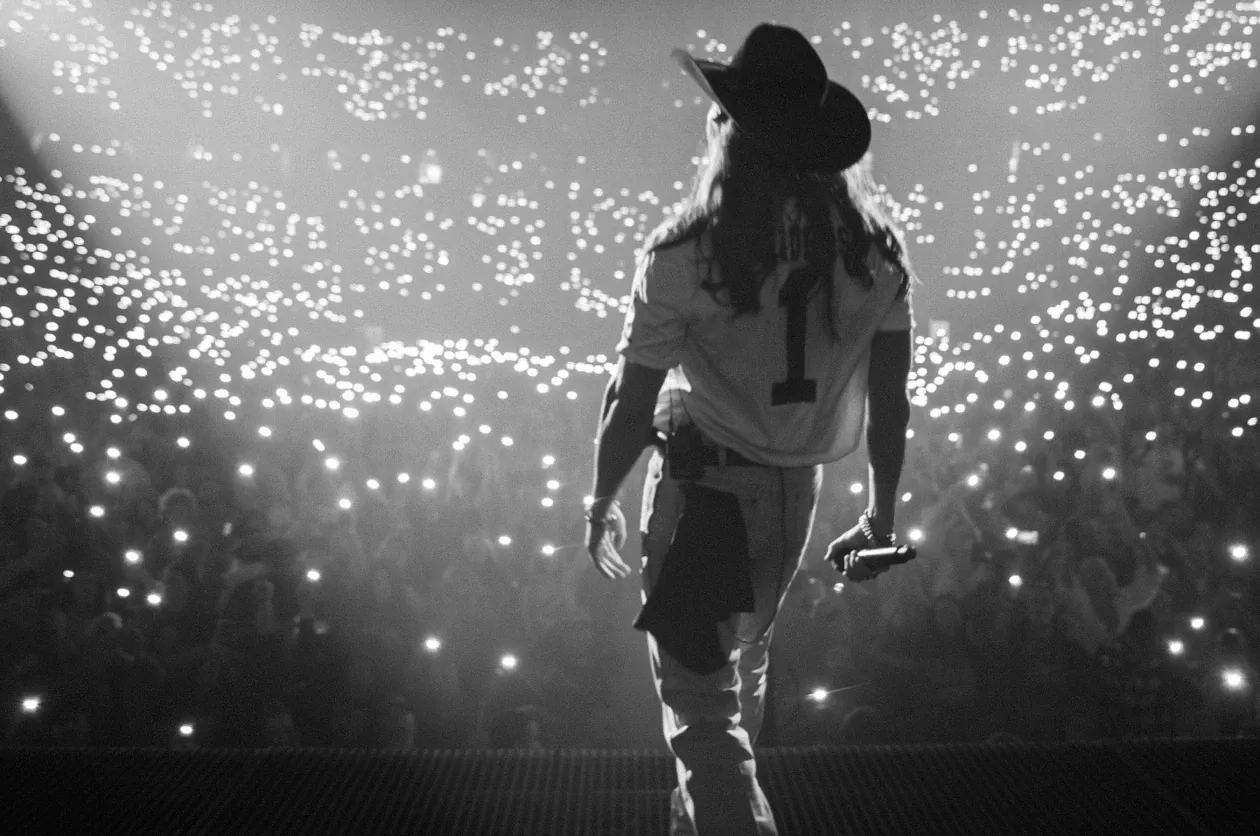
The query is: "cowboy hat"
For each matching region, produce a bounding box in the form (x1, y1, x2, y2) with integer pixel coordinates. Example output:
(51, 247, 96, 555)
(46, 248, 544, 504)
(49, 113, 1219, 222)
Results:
(673, 23, 871, 172)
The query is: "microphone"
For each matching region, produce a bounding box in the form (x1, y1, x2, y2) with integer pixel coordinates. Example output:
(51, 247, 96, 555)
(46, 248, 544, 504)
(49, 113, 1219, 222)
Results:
(831, 544, 917, 573)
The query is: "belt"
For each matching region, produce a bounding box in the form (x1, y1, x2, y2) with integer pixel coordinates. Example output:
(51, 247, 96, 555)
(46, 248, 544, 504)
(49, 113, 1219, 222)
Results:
(652, 431, 771, 467)
(698, 444, 770, 467)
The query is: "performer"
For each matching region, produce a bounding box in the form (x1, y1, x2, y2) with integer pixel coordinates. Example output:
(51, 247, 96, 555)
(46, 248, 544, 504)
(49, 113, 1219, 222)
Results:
(585, 23, 916, 835)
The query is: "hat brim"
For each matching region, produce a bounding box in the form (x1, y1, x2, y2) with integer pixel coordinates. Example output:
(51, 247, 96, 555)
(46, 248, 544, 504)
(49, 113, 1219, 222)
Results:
(673, 49, 871, 173)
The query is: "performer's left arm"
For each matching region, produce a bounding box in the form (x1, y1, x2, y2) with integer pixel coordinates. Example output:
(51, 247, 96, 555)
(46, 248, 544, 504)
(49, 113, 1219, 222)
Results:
(591, 357, 667, 503)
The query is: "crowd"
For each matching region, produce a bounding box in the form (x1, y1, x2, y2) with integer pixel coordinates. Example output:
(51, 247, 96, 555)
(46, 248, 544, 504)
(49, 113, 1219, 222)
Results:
(0, 367, 624, 749)
(774, 331, 1260, 745)
(1, 321, 1257, 751)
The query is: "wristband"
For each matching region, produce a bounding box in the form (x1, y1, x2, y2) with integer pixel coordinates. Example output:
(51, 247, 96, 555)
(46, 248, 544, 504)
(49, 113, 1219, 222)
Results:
(584, 496, 619, 523)
(859, 510, 896, 546)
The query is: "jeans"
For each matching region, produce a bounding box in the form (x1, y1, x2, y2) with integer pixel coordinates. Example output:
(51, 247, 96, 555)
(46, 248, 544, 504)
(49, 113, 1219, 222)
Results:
(639, 448, 822, 835)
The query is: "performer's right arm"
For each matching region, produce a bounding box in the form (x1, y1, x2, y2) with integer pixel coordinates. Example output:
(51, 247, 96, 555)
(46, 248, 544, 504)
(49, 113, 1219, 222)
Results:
(864, 328, 912, 537)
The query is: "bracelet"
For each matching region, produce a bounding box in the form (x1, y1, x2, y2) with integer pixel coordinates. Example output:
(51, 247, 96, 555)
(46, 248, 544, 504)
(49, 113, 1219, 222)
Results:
(584, 496, 619, 523)
(859, 510, 896, 546)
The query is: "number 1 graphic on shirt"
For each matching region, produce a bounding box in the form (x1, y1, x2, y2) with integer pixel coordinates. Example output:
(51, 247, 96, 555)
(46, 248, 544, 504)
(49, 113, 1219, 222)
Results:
(771, 266, 818, 405)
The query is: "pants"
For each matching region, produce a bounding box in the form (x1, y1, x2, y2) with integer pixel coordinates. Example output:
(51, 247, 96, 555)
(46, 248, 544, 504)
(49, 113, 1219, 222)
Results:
(639, 448, 822, 836)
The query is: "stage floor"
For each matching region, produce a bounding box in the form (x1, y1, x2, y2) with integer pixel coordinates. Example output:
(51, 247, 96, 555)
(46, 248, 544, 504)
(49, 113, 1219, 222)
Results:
(3, 738, 1256, 835)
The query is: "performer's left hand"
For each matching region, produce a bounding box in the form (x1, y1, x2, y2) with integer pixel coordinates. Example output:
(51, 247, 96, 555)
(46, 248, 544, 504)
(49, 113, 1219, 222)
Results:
(586, 500, 631, 581)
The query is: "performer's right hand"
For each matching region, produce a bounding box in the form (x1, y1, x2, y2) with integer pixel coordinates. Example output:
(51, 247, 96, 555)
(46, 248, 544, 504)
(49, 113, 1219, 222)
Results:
(824, 523, 885, 583)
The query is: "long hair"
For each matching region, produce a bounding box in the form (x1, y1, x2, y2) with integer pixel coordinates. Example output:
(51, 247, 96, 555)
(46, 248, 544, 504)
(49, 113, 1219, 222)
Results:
(644, 107, 914, 340)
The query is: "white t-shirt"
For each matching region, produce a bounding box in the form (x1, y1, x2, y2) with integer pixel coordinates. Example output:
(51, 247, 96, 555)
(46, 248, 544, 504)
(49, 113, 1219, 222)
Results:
(616, 216, 914, 467)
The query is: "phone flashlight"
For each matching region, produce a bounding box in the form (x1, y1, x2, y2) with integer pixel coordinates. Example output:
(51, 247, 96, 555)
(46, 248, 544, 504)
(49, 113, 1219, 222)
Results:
(1222, 668, 1248, 691)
